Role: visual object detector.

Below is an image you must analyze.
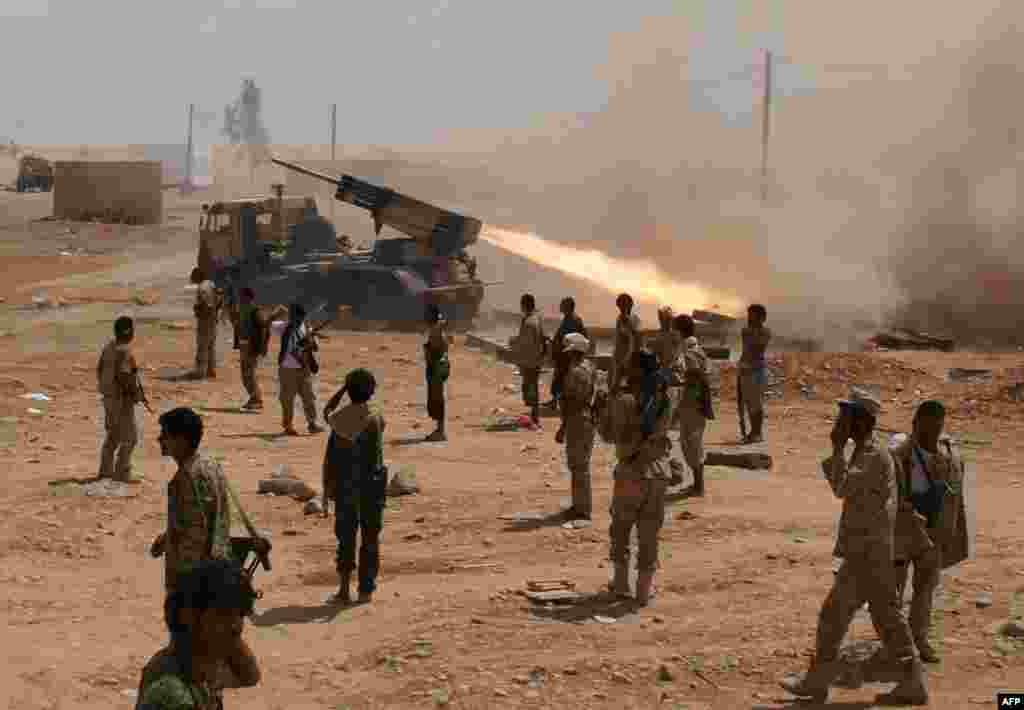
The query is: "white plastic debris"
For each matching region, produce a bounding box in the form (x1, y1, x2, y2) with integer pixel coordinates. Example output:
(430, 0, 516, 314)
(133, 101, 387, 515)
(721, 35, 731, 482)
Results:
(20, 393, 51, 401)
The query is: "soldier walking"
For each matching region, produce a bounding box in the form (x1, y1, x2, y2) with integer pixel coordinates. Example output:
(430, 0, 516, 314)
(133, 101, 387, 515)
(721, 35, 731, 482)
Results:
(738, 303, 771, 443)
(271, 303, 325, 436)
(547, 297, 588, 410)
(599, 349, 677, 606)
(321, 369, 388, 605)
(610, 293, 641, 394)
(95, 316, 143, 482)
(190, 268, 222, 380)
(673, 314, 714, 497)
(511, 293, 546, 429)
(423, 304, 453, 442)
(237, 289, 285, 411)
(781, 386, 928, 705)
(865, 399, 970, 674)
(555, 333, 597, 520)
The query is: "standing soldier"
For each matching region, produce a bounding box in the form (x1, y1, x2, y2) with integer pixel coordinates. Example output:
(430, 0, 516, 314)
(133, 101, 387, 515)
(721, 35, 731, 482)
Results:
(598, 349, 677, 606)
(321, 368, 388, 605)
(547, 297, 588, 410)
(610, 293, 641, 394)
(511, 293, 547, 429)
(781, 386, 928, 705)
(423, 304, 453, 442)
(652, 306, 682, 368)
(738, 303, 771, 443)
(673, 314, 714, 497)
(555, 333, 597, 521)
(237, 289, 285, 412)
(271, 303, 325, 436)
(190, 267, 222, 380)
(865, 399, 970, 674)
(95, 316, 143, 482)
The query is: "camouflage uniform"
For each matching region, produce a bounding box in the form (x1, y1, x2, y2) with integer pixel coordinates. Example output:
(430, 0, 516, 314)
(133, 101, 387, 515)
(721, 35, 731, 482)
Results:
(652, 327, 682, 370)
(602, 385, 676, 579)
(879, 435, 970, 659)
(674, 337, 710, 483)
(164, 453, 233, 595)
(610, 313, 641, 392)
(136, 647, 221, 710)
(238, 305, 277, 408)
(514, 311, 546, 409)
(739, 325, 772, 437)
(96, 338, 141, 481)
(424, 320, 450, 424)
(276, 320, 319, 430)
(812, 438, 916, 669)
(194, 280, 222, 377)
(550, 313, 587, 402)
(561, 358, 597, 517)
(327, 403, 387, 595)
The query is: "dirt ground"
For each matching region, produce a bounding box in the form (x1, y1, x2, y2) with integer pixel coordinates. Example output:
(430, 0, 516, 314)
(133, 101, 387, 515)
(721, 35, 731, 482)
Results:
(1, 191, 1023, 710)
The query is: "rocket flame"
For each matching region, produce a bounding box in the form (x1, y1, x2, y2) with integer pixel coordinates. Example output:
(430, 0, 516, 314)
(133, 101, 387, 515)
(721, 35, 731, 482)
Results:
(480, 226, 745, 317)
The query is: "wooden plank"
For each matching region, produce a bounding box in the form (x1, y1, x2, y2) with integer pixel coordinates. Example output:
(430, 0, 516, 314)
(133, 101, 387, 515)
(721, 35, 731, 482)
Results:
(525, 590, 585, 603)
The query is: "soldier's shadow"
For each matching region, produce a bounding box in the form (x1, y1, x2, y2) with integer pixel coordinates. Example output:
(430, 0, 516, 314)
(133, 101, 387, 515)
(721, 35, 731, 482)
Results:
(249, 602, 350, 626)
(222, 432, 289, 442)
(527, 592, 640, 624)
(760, 703, 875, 709)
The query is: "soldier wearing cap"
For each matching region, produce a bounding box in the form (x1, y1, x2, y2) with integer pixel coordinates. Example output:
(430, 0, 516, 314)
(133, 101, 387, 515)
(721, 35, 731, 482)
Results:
(781, 385, 928, 705)
(865, 399, 970, 675)
(555, 332, 597, 520)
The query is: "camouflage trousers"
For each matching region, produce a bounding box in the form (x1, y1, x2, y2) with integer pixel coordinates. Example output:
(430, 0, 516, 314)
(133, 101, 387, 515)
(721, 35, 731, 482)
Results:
(520, 367, 541, 407)
(239, 345, 262, 404)
(99, 395, 137, 480)
(875, 546, 942, 649)
(739, 368, 766, 417)
(194, 318, 218, 375)
(609, 477, 668, 573)
(815, 544, 916, 663)
(278, 366, 318, 428)
(677, 405, 706, 474)
(564, 415, 595, 517)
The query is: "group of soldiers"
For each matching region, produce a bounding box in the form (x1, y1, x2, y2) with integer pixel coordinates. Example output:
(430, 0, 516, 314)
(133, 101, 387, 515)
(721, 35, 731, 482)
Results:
(91, 275, 968, 707)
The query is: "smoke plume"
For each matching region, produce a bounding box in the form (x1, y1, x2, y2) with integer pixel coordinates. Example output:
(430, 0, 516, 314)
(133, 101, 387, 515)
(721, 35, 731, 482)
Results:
(214, 79, 275, 191)
(428, 2, 1024, 348)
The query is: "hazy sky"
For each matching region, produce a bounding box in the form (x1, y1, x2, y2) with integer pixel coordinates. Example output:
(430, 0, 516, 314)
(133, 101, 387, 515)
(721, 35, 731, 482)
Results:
(1, 0, 819, 148)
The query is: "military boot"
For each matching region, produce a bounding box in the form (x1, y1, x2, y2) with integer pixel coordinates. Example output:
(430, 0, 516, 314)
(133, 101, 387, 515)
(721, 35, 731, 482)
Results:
(874, 657, 929, 706)
(609, 563, 630, 598)
(690, 464, 705, 497)
(746, 412, 764, 443)
(330, 572, 351, 604)
(780, 657, 842, 702)
(636, 573, 656, 606)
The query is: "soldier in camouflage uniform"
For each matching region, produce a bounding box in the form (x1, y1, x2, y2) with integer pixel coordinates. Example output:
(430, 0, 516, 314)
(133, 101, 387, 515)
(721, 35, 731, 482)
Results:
(150, 408, 237, 596)
(511, 293, 546, 429)
(423, 304, 453, 442)
(190, 268, 222, 380)
(865, 399, 970, 674)
(555, 333, 597, 520)
(781, 386, 928, 705)
(95, 316, 142, 482)
(610, 293, 641, 394)
(652, 306, 682, 368)
(599, 349, 677, 606)
(237, 290, 286, 411)
(135, 559, 261, 710)
(672, 314, 713, 497)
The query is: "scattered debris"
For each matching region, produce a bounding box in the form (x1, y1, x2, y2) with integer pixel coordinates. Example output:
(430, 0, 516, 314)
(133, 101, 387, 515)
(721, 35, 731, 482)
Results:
(562, 519, 591, 529)
(19, 392, 50, 401)
(303, 499, 323, 515)
(999, 621, 1024, 638)
(525, 580, 584, 604)
(388, 468, 419, 496)
(257, 476, 317, 502)
(704, 451, 773, 470)
(946, 368, 993, 385)
(869, 328, 955, 352)
(976, 592, 994, 608)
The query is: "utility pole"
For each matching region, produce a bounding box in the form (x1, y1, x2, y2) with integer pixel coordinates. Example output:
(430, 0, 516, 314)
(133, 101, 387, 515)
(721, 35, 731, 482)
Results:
(330, 103, 337, 162)
(760, 50, 773, 204)
(185, 103, 195, 193)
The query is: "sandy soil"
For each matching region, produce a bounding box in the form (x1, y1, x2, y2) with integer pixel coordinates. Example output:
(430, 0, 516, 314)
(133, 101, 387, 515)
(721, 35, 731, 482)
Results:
(1, 190, 1022, 710)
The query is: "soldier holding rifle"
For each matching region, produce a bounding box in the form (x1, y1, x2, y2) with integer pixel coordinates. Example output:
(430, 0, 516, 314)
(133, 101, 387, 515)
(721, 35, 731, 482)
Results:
(95, 316, 145, 482)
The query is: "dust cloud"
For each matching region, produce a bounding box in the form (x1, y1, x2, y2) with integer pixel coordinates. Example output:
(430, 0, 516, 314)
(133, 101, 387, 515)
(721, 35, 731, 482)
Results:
(434, 3, 1024, 348)
(210, 79, 279, 196)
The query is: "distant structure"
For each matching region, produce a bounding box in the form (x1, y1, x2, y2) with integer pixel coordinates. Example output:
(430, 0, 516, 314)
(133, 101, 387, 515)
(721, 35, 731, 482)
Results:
(53, 161, 163, 224)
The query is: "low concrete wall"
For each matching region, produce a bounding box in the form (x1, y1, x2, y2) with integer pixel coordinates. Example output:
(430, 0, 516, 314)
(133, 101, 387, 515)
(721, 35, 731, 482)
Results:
(53, 161, 163, 224)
